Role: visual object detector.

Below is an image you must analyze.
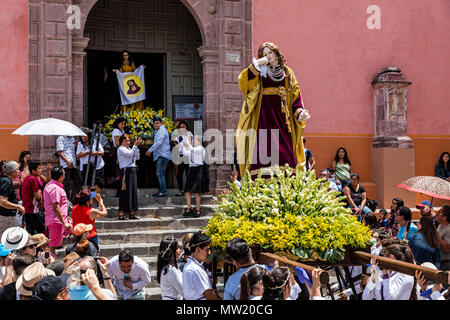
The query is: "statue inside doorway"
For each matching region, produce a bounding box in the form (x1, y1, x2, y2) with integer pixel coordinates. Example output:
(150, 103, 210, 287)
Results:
(113, 50, 147, 113)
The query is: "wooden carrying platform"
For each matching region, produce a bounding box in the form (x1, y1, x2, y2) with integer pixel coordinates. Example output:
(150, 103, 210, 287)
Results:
(256, 251, 447, 284)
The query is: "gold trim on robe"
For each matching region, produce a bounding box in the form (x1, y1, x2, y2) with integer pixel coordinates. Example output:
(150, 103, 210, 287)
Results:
(236, 64, 307, 178)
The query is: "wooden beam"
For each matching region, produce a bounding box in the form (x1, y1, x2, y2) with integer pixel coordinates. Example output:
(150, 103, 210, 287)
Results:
(351, 251, 446, 283)
(258, 252, 330, 284)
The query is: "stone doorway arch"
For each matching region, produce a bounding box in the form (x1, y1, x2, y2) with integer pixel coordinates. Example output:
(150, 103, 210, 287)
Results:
(28, 0, 253, 191)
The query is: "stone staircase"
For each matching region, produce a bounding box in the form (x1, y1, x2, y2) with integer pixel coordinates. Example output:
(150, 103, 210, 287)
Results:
(56, 188, 219, 300)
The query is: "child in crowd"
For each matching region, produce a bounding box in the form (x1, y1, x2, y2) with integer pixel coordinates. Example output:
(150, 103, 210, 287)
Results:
(240, 266, 266, 300)
(377, 209, 389, 230)
(157, 236, 183, 300)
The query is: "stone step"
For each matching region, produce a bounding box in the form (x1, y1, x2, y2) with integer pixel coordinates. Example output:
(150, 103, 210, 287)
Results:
(100, 188, 188, 196)
(97, 228, 201, 245)
(57, 242, 160, 259)
(99, 191, 218, 207)
(101, 196, 218, 207)
(103, 204, 217, 219)
(95, 216, 212, 232)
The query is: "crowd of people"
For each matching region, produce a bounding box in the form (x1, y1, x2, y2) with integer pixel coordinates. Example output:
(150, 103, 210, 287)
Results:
(0, 126, 448, 300)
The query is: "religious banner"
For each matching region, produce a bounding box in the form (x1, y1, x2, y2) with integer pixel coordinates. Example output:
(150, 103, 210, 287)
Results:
(116, 65, 146, 105)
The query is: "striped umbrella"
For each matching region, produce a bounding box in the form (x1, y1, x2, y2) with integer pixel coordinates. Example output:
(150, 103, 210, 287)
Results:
(396, 176, 450, 201)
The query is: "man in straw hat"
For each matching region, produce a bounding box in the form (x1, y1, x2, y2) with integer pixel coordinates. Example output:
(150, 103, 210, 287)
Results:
(0, 252, 35, 299)
(15, 262, 55, 300)
(1, 227, 29, 251)
(30, 233, 55, 266)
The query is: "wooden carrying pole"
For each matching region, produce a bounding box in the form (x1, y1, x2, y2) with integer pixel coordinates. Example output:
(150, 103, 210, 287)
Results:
(351, 251, 447, 284)
(258, 252, 330, 284)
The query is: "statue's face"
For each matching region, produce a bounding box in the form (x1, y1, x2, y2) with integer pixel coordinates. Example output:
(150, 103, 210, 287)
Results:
(263, 47, 277, 66)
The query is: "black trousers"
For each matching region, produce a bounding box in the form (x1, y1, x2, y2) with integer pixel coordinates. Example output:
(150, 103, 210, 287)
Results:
(63, 167, 82, 201)
(23, 213, 46, 235)
(176, 163, 189, 191)
(119, 167, 138, 213)
(81, 164, 105, 188)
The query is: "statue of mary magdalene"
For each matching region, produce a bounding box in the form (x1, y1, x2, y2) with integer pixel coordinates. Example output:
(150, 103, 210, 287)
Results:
(236, 42, 311, 178)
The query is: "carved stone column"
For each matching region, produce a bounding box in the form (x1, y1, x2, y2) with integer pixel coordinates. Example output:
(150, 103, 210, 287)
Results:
(198, 45, 223, 193)
(371, 67, 416, 208)
(72, 37, 90, 127)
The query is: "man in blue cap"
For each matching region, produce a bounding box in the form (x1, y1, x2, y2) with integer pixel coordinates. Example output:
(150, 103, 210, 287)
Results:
(416, 200, 439, 228)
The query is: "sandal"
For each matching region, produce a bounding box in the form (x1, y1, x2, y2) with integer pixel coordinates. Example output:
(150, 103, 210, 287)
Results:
(192, 210, 201, 218)
(183, 208, 193, 217)
(176, 191, 184, 196)
(118, 214, 128, 220)
(128, 214, 140, 220)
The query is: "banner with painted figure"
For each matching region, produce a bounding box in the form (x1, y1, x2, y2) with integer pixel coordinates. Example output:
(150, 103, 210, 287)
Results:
(116, 65, 146, 105)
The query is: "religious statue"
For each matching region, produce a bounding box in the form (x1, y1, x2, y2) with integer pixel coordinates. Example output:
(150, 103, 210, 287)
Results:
(236, 42, 310, 178)
(113, 50, 146, 112)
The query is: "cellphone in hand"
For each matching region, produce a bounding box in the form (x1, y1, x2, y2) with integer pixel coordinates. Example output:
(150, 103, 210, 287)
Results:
(44, 252, 50, 259)
(124, 274, 130, 281)
(178, 136, 183, 142)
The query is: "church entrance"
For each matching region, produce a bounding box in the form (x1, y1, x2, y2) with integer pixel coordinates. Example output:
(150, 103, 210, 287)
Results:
(84, 0, 204, 188)
(29, 0, 252, 192)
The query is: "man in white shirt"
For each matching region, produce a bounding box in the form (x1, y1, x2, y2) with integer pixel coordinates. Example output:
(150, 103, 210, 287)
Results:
(108, 249, 151, 300)
(56, 135, 81, 201)
(319, 169, 339, 192)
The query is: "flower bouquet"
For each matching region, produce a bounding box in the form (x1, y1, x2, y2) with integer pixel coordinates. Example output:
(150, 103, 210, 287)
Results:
(204, 165, 373, 264)
(104, 108, 175, 146)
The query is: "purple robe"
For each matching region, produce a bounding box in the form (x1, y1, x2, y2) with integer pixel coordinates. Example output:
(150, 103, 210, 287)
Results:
(248, 68, 304, 175)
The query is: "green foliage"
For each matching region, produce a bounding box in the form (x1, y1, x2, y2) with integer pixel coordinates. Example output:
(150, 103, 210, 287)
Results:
(205, 165, 372, 263)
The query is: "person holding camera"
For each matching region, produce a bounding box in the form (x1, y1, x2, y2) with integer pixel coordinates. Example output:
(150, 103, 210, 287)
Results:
(180, 135, 205, 218)
(71, 190, 107, 246)
(107, 249, 151, 300)
(117, 134, 141, 220)
(68, 256, 117, 300)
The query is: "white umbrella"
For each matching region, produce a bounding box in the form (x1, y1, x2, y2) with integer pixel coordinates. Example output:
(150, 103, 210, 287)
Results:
(12, 118, 86, 137)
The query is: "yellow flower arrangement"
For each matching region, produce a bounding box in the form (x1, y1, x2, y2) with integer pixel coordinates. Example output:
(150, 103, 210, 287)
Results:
(204, 165, 373, 263)
(104, 108, 175, 146)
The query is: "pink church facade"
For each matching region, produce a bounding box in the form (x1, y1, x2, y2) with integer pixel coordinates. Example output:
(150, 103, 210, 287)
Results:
(1, 0, 449, 206)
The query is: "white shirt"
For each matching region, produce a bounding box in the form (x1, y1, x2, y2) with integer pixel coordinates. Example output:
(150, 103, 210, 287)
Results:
(108, 255, 151, 300)
(287, 281, 301, 300)
(181, 140, 205, 167)
(56, 135, 77, 168)
(112, 129, 124, 147)
(160, 265, 183, 300)
(117, 145, 140, 169)
(362, 270, 417, 300)
(182, 257, 211, 300)
(76, 142, 105, 171)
